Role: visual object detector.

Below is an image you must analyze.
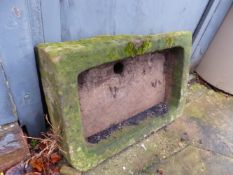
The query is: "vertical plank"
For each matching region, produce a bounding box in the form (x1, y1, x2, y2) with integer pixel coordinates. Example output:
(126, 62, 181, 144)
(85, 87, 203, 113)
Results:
(41, 0, 61, 42)
(26, 0, 45, 45)
(0, 57, 17, 125)
(60, 0, 209, 41)
(0, 0, 45, 136)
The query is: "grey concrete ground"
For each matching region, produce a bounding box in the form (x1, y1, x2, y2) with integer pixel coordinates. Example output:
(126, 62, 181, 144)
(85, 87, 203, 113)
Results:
(2, 81, 233, 175)
(86, 82, 233, 175)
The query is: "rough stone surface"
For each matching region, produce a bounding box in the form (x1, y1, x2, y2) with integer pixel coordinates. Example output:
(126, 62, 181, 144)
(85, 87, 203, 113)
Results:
(78, 52, 166, 137)
(84, 82, 233, 175)
(37, 32, 192, 171)
(0, 122, 29, 171)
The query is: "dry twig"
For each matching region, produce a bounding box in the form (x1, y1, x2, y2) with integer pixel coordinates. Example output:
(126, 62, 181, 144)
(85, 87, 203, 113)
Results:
(23, 115, 65, 174)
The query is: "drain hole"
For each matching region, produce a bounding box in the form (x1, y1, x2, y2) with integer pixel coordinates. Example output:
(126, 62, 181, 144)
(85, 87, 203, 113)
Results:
(113, 62, 124, 74)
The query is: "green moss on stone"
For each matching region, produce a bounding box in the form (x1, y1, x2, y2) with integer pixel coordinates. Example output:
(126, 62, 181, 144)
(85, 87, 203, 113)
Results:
(165, 37, 174, 48)
(124, 40, 152, 56)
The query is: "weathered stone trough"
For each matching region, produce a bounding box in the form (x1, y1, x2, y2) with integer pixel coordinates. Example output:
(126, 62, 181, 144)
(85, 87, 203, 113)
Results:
(37, 31, 191, 171)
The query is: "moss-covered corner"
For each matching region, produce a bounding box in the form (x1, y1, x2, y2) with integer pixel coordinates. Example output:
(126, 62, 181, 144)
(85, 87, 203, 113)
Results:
(36, 31, 192, 171)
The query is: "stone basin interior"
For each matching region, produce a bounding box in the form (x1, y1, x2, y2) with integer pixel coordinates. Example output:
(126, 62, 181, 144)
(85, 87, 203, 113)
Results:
(78, 47, 180, 144)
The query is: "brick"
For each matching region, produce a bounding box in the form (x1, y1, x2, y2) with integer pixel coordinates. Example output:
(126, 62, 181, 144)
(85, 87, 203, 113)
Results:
(0, 122, 29, 171)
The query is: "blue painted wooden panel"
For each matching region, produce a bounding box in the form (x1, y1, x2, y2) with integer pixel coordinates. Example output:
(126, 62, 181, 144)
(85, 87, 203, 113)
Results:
(26, 0, 44, 45)
(0, 59, 17, 125)
(0, 0, 45, 136)
(60, 0, 209, 40)
(0, 0, 231, 136)
(41, 0, 61, 42)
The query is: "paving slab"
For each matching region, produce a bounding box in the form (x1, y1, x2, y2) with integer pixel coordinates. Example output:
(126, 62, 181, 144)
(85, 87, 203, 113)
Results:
(137, 146, 233, 175)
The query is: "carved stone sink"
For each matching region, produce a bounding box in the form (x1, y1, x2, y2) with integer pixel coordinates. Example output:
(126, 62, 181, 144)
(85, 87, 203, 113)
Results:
(37, 31, 192, 171)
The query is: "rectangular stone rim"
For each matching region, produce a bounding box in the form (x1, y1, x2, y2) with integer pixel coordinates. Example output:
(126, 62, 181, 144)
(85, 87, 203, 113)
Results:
(37, 31, 192, 171)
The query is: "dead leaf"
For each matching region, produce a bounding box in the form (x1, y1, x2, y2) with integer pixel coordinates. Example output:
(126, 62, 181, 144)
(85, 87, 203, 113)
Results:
(50, 153, 61, 164)
(29, 158, 44, 172)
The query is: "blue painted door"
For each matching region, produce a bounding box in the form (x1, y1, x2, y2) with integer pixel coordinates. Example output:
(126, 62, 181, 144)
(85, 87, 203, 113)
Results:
(0, 0, 45, 136)
(60, 0, 209, 40)
(0, 0, 231, 136)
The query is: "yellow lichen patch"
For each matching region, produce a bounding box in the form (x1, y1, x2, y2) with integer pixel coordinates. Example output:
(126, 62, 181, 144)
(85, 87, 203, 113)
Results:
(50, 56, 62, 63)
